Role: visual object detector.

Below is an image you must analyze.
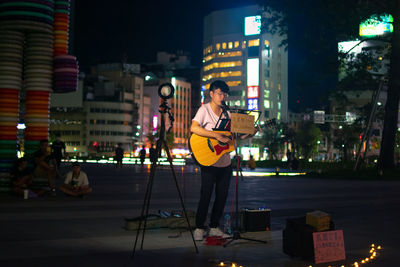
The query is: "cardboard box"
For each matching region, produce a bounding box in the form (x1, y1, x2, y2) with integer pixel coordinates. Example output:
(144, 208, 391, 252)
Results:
(306, 210, 330, 232)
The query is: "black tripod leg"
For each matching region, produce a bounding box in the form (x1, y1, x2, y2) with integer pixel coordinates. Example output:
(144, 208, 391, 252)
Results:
(140, 139, 163, 249)
(131, 139, 161, 258)
(163, 140, 199, 253)
(131, 161, 153, 258)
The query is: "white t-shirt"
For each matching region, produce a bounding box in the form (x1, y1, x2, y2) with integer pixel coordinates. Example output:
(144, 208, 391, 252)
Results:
(192, 102, 231, 167)
(64, 171, 89, 187)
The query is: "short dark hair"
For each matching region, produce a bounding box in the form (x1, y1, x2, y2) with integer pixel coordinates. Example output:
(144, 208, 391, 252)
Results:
(72, 162, 80, 167)
(210, 80, 229, 93)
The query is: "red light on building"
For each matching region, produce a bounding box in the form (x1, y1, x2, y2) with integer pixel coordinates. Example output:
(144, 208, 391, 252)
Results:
(247, 86, 259, 98)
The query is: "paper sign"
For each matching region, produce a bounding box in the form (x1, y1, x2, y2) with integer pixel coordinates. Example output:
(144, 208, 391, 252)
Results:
(313, 230, 346, 264)
(230, 113, 255, 134)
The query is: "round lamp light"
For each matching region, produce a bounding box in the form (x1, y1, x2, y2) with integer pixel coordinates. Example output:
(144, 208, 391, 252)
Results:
(158, 83, 175, 100)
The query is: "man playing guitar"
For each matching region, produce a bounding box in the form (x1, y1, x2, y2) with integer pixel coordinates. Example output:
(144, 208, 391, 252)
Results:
(190, 80, 256, 241)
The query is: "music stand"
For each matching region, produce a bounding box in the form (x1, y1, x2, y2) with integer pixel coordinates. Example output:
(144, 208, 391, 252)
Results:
(131, 97, 198, 258)
(223, 110, 267, 247)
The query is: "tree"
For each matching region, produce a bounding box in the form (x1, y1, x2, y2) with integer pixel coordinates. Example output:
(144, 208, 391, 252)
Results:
(147, 127, 175, 151)
(262, 0, 399, 170)
(294, 122, 322, 159)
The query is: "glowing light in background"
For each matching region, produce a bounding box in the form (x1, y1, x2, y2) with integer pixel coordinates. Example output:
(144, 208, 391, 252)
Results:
(244, 15, 261, 36)
(153, 115, 158, 130)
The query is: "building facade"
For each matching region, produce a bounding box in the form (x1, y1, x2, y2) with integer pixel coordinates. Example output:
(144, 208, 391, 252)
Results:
(202, 5, 288, 123)
(50, 66, 142, 157)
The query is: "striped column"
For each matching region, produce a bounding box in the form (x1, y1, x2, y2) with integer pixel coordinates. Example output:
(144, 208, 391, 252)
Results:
(53, 0, 70, 56)
(24, 31, 53, 154)
(0, 30, 23, 192)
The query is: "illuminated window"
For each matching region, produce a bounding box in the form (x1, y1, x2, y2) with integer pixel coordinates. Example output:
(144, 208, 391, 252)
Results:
(203, 61, 243, 72)
(264, 47, 270, 57)
(277, 112, 281, 120)
(202, 71, 242, 82)
(226, 81, 242, 87)
(218, 51, 242, 58)
(242, 41, 246, 49)
(234, 41, 239, 48)
(264, 80, 269, 89)
(264, 40, 270, 48)
(204, 54, 215, 62)
(264, 100, 270, 108)
(278, 102, 281, 110)
(228, 42, 233, 49)
(278, 84, 281, 91)
(216, 43, 220, 50)
(248, 39, 260, 47)
(234, 100, 241, 106)
(222, 42, 227, 49)
(264, 89, 270, 98)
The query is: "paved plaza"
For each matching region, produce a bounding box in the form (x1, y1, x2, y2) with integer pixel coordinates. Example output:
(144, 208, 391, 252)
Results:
(0, 163, 399, 266)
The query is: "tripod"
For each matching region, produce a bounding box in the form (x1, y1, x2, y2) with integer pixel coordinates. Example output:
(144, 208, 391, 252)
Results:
(223, 132, 267, 247)
(131, 98, 198, 258)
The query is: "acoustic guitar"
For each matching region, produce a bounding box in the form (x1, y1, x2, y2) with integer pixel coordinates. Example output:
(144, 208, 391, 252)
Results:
(189, 119, 276, 166)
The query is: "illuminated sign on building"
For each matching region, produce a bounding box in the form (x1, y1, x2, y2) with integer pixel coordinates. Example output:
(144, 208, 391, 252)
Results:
(247, 86, 259, 98)
(247, 58, 259, 86)
(245, 15, 261, 36)
(248, 99, 258, 110)
(359, 14, 393, 37)
(153, 115, 158, 131)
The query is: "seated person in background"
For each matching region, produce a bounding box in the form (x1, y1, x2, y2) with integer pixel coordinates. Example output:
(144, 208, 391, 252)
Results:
(59, 162, 92, 197)
(12, 158, 45, 197)
(33, 139, 57, 195)
(248, 155, 256, 170)
(12, 157, 33, 196)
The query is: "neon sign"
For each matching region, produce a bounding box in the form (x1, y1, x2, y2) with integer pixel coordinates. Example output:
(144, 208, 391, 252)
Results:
(247, 86, 259, 98)
(248, 99, 258, 110)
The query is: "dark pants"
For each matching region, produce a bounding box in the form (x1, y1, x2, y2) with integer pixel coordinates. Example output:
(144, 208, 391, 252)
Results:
(196, 165, 232, 229)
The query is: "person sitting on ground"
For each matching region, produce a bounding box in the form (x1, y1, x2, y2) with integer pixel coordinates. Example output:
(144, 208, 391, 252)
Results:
(11, 157, 33, 196)
(59, 162, 92, 197)
(248, 155, 256, 170)
(33, 139, 57, 195)
(12, 158, 46, 197)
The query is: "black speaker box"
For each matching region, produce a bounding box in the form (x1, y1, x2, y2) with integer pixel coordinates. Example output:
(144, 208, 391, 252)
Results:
(240, 209, 271, 232)
(282, 216, 335, 260)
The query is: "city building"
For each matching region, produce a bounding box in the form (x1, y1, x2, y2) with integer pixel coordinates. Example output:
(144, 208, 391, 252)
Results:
(50, 65, 142, 158)
(142, 52, 195, 153)
(202, 5, 288, 123)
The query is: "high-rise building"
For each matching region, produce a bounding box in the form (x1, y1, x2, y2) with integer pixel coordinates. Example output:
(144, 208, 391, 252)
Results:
(202, 5, 288, 122)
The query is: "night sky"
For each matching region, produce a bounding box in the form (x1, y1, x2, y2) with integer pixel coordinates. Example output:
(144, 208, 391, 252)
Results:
(73, 0, 260, 71)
